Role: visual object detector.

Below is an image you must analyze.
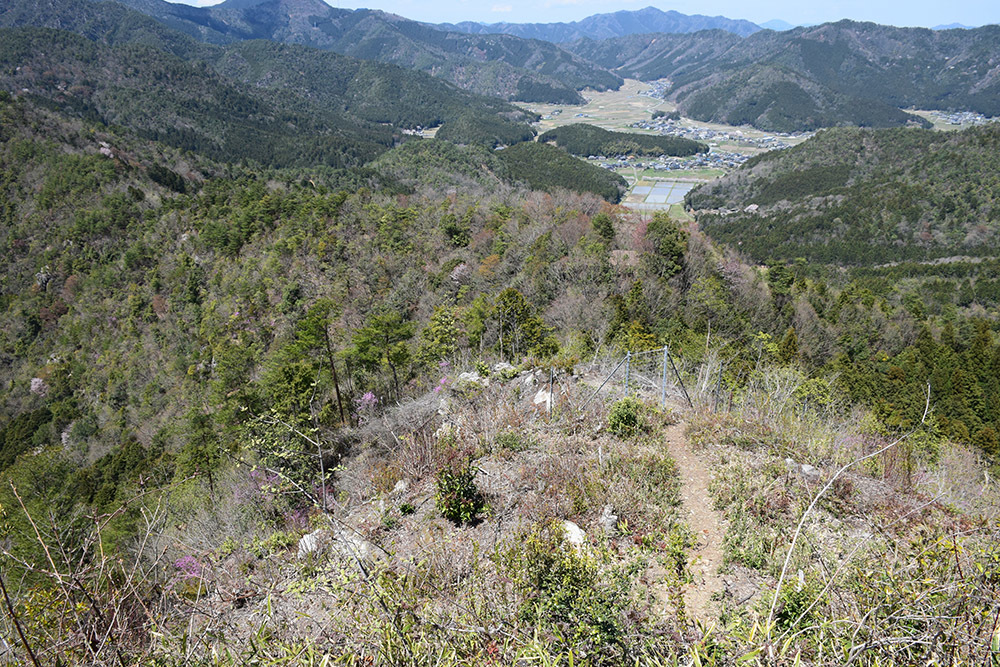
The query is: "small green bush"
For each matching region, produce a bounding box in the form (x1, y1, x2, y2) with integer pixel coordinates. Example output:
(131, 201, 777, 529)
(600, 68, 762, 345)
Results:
(608, 396, 645, 437)
(495, 521, 629, 658)
(767, 570, 828, 632)
(435, 465, 484, 524)
(495, 429, 533, 452)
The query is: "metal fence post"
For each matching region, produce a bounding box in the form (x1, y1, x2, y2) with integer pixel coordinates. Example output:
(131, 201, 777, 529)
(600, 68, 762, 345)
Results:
(548, 366, 554, 418)
(624, 351, 631, 393)
(661, 346, 668, 407)
(713, 363, 723, 413)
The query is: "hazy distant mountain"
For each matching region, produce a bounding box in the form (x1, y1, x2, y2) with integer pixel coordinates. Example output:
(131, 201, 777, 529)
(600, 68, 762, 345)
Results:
(759, 19, 796, 31)
(933, 23, 974, 30)
(568, 20, 1000, 132)
(106, 0, 622, 103)
(438, 6, 760, 41)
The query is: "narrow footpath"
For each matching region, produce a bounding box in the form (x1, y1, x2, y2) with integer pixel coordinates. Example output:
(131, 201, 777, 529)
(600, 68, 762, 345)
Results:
(662, 420, 726, 624)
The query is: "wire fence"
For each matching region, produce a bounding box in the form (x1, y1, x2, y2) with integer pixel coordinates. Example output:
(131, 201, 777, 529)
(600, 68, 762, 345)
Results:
(577, 346, 710, 412)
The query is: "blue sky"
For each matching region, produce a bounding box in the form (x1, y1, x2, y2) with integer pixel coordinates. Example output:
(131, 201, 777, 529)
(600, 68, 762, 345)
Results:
(175, 0, 998, 29)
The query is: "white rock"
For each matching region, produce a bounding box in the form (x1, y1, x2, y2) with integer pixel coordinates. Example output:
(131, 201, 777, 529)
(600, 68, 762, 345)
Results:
(533, 389, 552, 410)
(522, 373, 537, 387)
(392, 479, 409, 495)
(598, 505, 618, 536)
(457, 371, 489, 387)
(562, 520, 586, 548)
(297, 528, 374, 563)
(297, 529, 327, 559)
(800, 464, 821, 480)
(493, 362, 516, 375)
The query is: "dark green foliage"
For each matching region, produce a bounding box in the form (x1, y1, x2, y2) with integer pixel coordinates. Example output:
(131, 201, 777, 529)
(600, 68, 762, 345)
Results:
(608, 397, 645, 437)
(147, 164, 186, 194)
(643, 212, 688, 279)
(778, 327, 799, 364)
(591, 212, 615, 242)
(514, 78, 585, 104)
(436, 113, 535, 149)
(0, 408, 53, 469)
(651, 110, 680, 120)
(539, 123, 706, 157)
(496, 142, 627, 203)
(435, 464, 484, 524)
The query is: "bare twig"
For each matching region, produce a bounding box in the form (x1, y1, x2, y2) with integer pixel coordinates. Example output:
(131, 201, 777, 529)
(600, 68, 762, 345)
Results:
(766, 382, 931, 639)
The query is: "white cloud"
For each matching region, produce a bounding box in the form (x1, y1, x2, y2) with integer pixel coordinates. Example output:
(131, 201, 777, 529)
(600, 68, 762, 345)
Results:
(491, 3, 513, 11)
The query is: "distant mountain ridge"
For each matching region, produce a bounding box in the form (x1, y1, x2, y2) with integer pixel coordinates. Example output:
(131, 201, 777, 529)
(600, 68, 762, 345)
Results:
(104, 0, 623, 103)
(437, 6, 760, 41)
(759, 19, 796, 31)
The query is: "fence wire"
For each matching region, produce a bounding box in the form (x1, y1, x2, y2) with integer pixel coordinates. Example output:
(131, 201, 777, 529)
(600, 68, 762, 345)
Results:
(578, 346, 696, 412)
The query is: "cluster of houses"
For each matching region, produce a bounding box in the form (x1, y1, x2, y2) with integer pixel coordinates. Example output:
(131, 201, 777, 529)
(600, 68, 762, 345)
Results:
(592, 150, 750, 173)
(630, 116, 806, 151)
(930, 110, 998, 126)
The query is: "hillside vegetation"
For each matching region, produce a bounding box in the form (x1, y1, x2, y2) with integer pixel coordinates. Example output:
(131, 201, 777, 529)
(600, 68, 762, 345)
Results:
(0, 8, 999, 666)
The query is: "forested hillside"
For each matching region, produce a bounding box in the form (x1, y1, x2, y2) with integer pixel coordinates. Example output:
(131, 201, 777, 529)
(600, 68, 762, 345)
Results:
(539, 123, 708, 157)
(0, 23, 537, 167)
(688, 125, 1000, 264)
(568, 21, 1000, 131)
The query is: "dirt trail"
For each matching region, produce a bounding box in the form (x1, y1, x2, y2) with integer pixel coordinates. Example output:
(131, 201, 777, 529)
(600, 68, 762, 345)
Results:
(662, 420, 726, 624)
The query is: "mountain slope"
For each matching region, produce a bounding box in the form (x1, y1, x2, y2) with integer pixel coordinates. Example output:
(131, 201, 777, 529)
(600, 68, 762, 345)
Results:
(568, 21, 1000, 131)
(438, 6, 761, 41)
(106, 0, 622, 102)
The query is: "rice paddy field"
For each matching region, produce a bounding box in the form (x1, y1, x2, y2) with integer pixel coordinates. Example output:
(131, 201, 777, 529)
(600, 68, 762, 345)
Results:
(622, 179, 705, 213)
